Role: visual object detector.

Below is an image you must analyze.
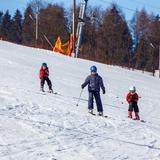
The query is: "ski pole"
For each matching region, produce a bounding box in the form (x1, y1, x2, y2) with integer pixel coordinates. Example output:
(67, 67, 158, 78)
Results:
(76, 89, 83, 106)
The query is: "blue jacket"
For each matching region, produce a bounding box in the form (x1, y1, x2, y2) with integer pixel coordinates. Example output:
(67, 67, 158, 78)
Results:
(82, 73, 105, 93)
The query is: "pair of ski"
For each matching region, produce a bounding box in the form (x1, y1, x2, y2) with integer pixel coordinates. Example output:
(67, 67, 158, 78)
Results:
(39, 90, 59, 95)
(89, 112, 108, 118)
(132, 119, 146, 123)
(89, 112, 146, 122)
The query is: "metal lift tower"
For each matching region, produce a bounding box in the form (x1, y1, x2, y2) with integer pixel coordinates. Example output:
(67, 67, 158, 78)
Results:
(75, 0, 88, 58)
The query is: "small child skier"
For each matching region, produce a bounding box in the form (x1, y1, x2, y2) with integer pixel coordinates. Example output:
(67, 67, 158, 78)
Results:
(81, 65, 105, 116)
(126, 86, 140, 120)
(39, 63, 53, 93)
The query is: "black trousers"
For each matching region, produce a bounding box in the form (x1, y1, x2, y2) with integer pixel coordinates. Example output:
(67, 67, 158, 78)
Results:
(40, 77, 52, 90)
(128, 102, 139, 112)
(88, 91, 103, 112)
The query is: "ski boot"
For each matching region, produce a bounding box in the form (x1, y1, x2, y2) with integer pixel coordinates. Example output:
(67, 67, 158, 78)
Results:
(48, 89, 53, 93)
(128, 111, 132, 119)
(40, 86, 45, 92)
(98, 112, 103, 116)
(134, 112, 140, 120)
(88, 109, 93, 114)
(48, 85, 53, 93)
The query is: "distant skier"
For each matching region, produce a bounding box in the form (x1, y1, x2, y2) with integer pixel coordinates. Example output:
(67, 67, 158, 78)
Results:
(81, 65, 105, 116)
(126, 86, 140, 120)
(39, 63, 53, 93)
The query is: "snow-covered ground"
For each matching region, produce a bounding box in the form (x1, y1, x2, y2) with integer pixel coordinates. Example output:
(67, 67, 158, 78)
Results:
(0, 40, 160, 160)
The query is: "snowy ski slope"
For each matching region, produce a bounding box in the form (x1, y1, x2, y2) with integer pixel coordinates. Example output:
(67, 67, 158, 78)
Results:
(0, 40, 160, 160)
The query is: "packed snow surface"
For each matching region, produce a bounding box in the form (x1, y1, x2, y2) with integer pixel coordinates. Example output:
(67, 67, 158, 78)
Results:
(0, 41, 160, 160)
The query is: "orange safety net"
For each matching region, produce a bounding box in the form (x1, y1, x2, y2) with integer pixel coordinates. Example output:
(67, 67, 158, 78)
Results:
(53, 34, 73, 56)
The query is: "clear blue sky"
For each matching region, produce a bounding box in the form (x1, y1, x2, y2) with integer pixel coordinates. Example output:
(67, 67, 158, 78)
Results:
(0, 0, 160, 21)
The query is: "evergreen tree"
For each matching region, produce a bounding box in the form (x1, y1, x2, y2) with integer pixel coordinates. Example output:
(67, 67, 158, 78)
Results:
(0, 11, 3, 38)
(1, 10, 11, 40)
(9, 10, 22, 43)
(22, 5, 35, 46)
(97, 4, 132, 65)
(135, 35, 152, 71)
(39, 4, 68, 49)
(0, 12, 3, 24)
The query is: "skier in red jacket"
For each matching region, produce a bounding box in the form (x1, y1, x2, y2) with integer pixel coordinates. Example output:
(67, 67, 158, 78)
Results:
(39, 63, 53, 93)
(126, 86, 140, 120)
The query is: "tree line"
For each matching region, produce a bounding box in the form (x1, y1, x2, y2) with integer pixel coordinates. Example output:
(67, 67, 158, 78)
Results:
(0, 0, 160, 73)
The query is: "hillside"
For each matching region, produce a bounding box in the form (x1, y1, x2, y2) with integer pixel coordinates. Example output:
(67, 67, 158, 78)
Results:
(0, 41, 160, 160)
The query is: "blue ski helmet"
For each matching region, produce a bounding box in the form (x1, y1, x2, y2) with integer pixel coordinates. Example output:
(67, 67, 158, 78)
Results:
(42, 63, 47, 67)
(90, 65, 97, 72)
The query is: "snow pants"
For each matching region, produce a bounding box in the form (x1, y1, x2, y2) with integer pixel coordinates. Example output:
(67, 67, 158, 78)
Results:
(128, 102, 139, 112)
(40, 77, 52, 90)
(88, 91, 103, 112)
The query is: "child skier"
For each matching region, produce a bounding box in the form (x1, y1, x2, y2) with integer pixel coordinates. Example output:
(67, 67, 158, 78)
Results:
(126, 86, 140, 120)
(39, 63, 53, 93)
(81, 65, 105, 116)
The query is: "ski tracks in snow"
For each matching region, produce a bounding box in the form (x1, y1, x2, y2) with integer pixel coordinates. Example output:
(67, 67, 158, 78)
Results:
(0, 87, 160, 160)
(0, 87, 118, 159)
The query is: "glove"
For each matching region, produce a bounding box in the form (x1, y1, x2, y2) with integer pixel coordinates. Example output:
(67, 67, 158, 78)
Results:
(81, 84, 84, 89)
(103, 90, 105, 94)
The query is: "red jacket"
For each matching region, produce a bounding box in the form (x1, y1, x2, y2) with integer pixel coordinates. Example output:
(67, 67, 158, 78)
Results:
(39, 67, 49, 78)
(126, 92, 138, 103)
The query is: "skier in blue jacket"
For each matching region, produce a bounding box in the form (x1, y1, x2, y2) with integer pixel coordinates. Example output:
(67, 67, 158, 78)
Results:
(81, 65, 105, 116)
